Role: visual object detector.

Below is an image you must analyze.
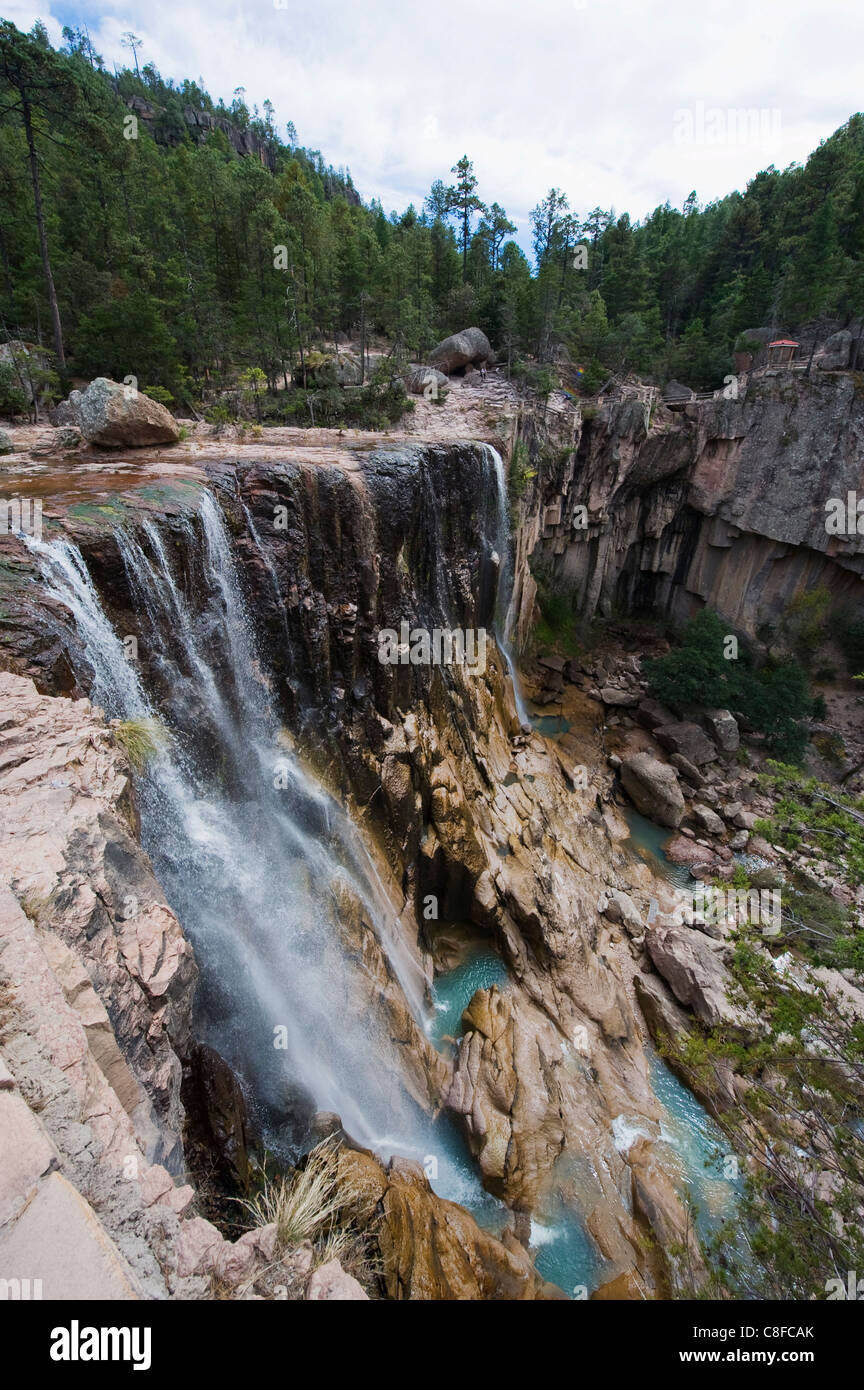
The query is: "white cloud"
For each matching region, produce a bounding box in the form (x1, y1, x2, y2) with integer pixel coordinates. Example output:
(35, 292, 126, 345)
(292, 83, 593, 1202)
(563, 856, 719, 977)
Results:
(6, 0, 863, 253)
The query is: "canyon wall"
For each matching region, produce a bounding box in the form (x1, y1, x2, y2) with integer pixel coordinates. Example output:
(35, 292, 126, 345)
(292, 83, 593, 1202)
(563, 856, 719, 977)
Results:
(523, 371, 864, 639)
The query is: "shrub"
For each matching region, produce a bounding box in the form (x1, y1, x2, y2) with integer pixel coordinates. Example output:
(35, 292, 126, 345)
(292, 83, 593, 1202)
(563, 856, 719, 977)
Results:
(142, 385, 175, 407)
(780, 588, 830, 667)
(236, 1137, 373, 1281)
(112, 717, 165, 770)
(643, 608, 737, 709)
(645, 608, 813, 762)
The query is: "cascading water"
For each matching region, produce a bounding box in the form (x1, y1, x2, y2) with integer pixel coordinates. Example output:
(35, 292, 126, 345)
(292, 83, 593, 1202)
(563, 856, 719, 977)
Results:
(25, 495, 471, 1185)
(482, 443, 530, 727)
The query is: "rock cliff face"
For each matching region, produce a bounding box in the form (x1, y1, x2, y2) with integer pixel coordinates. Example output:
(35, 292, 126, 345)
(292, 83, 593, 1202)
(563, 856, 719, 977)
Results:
(0, 677, 305, 1300)
(525, 371, 864, 638)
(0, 672, 195, 1170)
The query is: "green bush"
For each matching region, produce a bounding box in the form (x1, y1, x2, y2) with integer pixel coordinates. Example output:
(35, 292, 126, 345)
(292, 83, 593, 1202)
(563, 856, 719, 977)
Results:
(142, 384, 175, 407)
(643, 608, 737, 709)
(645, 608, 813, 762)
(262, 378, 411, 430)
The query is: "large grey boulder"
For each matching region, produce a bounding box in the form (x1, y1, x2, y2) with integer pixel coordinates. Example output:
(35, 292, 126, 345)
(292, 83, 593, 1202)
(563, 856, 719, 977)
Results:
(602, 890, 645, 937)
(303, 352, 361, 387)
(817, 329, 853, 372)
(48, 399, 75, 426)
(0, 428, 13, 455)
(69, 378, 180, 448)
(654, 721, 717, 766)
(620, 752, 685, 828)
(669, 752, 705, 787)
(635, 698, 674, 731)
(702, 708, 739, 756)
(428, 327, 493, 376)
(662, 379, 694, 403)
(691, 803, 725, 836)
(600, 686, 639, 707)
(406, 366, 448, 396)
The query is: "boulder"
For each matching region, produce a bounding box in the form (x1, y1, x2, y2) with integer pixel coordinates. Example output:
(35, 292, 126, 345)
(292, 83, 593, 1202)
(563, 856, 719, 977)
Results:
(817, 329, 853, 372)
(0, 428, 13, 455)
(428, 327, 493, 376)
(302, 352, 362, 387)
(669, 752, 705, 787)
(691, 803, 725, 837)
(646, 923, 749, 1031)
(68, 378, 180, 448)
(627, 1136, 706, 1287)
(600, 686, 639, 707)
(620, 753, 685, 828)
(662, 834, 716, 869)
(602, 890, 645, 937)
(654, 721, 717, 765)
(635, 698, 674, 731)
(333, 1147, 553, 1300)
(539, 654, 566, 674)
(702, 708, 739, 756)
(406, 367, 448, 396)
(634, 971, 695, 1049)
(662, 379, 694, 404)
(48, 399, 75, 426)
(305, 1258, 369, 1301)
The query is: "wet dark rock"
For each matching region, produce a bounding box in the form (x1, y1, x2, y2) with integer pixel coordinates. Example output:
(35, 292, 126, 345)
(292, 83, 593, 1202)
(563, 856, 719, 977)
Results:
(186, 1044, 251, 1190)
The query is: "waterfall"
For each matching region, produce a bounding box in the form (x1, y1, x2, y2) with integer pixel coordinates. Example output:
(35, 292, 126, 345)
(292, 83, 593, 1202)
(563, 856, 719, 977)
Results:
(25, 497, 442, 1164)
(482, 443, 530, 726)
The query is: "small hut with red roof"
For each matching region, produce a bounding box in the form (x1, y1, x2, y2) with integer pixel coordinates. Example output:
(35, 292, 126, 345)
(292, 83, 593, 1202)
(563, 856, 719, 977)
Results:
(767, 339, 799, 366)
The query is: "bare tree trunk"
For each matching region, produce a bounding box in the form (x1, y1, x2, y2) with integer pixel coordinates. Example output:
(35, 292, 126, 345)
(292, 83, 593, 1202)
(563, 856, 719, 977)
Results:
(21, 95, 65, 367)
(0, 225, 15, 317)
(288, 269, 306, 387)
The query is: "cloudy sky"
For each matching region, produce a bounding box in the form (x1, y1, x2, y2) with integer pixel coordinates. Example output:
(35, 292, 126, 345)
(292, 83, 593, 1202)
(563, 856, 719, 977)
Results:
(4, 0, 863, 256)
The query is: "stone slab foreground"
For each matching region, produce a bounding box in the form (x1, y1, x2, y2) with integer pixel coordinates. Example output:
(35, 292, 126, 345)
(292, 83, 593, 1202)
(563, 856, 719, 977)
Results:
(0, 1172, 140, 1299)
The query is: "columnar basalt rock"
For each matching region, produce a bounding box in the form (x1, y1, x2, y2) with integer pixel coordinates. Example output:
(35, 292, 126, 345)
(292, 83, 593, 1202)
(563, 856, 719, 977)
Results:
(526, 372, 864, 637)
